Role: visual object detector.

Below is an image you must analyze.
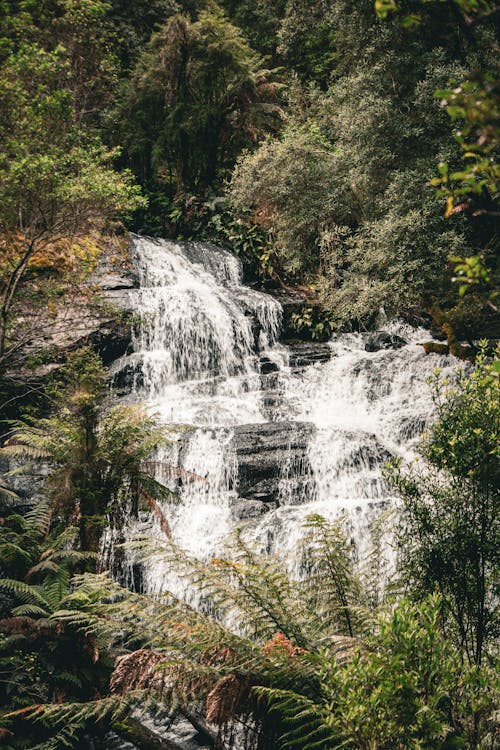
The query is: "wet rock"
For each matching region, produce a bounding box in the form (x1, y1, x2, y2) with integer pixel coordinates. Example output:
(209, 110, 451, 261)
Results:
(7, 252, 137, 388)
(231, 498, 274, 520)
(111, 356, 144, 396)
(259, 356, 280, 374)
(335, 430, 392, 471)
(232, 421, 315, 504)
(288, 342, 332, 369)
(364, 332, 407, 352)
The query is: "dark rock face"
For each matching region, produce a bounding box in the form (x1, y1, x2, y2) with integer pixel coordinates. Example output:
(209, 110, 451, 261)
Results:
(288, 342, 332, 369)
(232, 421, 315, 504)
(334, 430, 392, 472)
(111, 356, 144, 395)
(364, 332, 407, 352)
(7, 253, 138, 386)
(259, 356, 280, 374)
(231, 498, 274, 520)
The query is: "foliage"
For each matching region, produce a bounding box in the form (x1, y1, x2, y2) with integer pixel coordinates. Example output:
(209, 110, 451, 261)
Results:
(118, 5, 281, 235)
(0, 501, 110, 748)
(390, 347, 500, 667)
(228, 0, 493, 327)
(375, 0, 500, 338)
(1, 2, 499, 749)
(290, 306, 336, 341)
(259, 596, 499, 749)
(230, 120, 342, 280)
(0, 30, 144, 366)
(5, 513, 497, 749)
(1, 515, 379, 748)
(141, 192, 274, 272)
(274, 0, 337, 85)
(1, 349, 173, 551)
(227, 0, 499, 336)
(219, 0, 285, 59)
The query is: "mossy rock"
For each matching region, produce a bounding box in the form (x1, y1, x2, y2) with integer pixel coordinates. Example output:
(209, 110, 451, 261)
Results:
(420, 341, 450, 355)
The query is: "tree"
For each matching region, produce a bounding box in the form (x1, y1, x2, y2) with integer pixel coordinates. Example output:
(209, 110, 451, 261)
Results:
(0, 38, 144, 366)
(375, 0, 500, 344)
(228, 0, 499, 334)
(119, 5, 280, 233)
(1, 349, 173, 552)
(391, 348, 500, 669)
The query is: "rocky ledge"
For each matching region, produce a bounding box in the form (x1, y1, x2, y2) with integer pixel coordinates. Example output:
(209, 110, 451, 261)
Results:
(364, 331, 407, 352)
(231, 421, 315, 514)
(8, 258, 138, 379)
(288, 342, 332, 369)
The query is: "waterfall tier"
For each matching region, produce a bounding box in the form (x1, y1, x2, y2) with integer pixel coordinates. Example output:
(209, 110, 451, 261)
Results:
(112, 236, 458, 597)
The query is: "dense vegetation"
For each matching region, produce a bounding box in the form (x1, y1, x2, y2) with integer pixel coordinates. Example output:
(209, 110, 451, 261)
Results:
(0, 353, 498, 748)
(0, 0, 498, 363)
(0, 0, 499, 749)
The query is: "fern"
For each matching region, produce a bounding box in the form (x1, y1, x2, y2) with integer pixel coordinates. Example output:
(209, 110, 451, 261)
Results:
(300, 514, 364, 639)
(0, 578, 51, 610)
(254, 687, 338, 750)
(0, 477, 19, 506)
(11, 604, 52, 617)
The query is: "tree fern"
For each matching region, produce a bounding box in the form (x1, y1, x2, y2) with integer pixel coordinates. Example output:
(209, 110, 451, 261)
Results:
(299, 514, 364, 640)
(254, 687, 338, 750)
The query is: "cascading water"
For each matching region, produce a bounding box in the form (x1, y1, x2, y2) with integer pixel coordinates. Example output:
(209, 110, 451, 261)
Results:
(112, 235, 459, 599)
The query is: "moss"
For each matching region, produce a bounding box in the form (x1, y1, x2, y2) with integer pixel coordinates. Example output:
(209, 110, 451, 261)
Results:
(442, 324, 476, 362)
(421, 341, 450, 355)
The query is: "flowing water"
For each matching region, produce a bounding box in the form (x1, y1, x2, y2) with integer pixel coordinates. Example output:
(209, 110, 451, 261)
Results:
(111, 236, 459, 599)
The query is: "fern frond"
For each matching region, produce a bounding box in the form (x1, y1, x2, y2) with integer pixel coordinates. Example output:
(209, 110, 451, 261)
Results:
(255, 686, 338, 749)
(0, 578, 50, 608)
(25, 499, 54, 535)
(43, 568, 71, 611)
(56, 672, 84, 689)
(301, 514, 363, 640)
(0, 542, 31, 564)
(0, 443, 51, 460)
(11, 604, 52, 617)
(358, 508, 397, 613)
(0, 479, 19, 506)
(5, 695, 128, 731)
(126, 532, 312, 649)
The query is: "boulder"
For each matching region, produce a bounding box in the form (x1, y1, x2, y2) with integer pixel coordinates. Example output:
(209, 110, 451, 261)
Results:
(232, 421, 315, 504)
(364, 331, 407, 352)
(259, 356, 280, 374)
(288, 342, 332, 369)
(231, 498, 274, 520)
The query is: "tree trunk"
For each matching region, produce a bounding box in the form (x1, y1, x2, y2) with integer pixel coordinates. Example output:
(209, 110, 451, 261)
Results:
(0, 238, 36, 363)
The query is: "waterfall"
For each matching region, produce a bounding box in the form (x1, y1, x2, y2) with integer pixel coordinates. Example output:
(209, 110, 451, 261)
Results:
(112, 236, 459, 599)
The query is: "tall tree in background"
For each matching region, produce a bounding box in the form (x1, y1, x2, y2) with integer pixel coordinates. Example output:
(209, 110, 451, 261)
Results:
(119, 6, 280, 232)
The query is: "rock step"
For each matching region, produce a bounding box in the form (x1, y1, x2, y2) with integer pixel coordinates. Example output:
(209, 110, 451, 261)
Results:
(232, 421, 315, 505)
(288, 342, 332, 368)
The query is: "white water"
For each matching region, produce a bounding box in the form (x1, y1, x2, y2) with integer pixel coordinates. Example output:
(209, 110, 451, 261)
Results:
(112, 236, 459, 597)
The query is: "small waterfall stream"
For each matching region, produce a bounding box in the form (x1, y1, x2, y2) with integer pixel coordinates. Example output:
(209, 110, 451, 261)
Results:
(112, 236, 458, 600)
